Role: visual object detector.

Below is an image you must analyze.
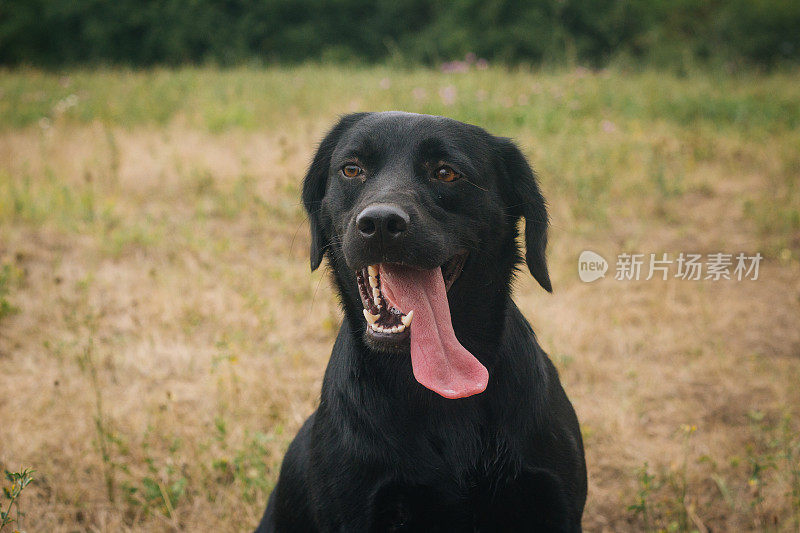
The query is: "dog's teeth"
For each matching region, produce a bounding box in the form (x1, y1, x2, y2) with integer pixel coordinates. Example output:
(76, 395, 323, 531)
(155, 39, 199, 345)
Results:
(369, 276, 378, 288)
(396, 324, 405, 332)
(363, 309, 379, 324)
(370, 323, 380, 332)
(368, 265, 378, 277)
(401, 310, 413, 327)
(391, 326, 399, 333)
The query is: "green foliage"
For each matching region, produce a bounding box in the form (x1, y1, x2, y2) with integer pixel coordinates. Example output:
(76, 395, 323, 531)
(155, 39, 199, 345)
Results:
(0, 0, 798, 68)
(1, 468, 35, 531)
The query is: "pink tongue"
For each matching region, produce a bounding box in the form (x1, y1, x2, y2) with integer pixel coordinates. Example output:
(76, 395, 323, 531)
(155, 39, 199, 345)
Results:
(380, 264, 488, 399)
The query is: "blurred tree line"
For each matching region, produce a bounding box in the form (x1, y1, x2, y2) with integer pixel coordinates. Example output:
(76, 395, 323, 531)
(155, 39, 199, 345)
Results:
(1, 0, 797, 68)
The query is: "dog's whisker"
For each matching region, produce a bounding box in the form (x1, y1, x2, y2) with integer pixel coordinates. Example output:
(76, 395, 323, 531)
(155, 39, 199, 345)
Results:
(462, 178, 489, 192)
(289, 215, 310, 257)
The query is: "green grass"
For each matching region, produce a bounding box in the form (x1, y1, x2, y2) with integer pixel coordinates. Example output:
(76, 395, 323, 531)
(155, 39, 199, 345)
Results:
(2, 66, 799, 135)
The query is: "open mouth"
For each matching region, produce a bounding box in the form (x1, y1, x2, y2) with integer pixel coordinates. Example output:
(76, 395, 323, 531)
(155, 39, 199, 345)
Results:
(356, 252, 467, 339)
(354, 251, 487, 399)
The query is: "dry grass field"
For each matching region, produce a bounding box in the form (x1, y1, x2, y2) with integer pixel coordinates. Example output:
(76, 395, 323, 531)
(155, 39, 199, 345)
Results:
(1, 66, 799, 532)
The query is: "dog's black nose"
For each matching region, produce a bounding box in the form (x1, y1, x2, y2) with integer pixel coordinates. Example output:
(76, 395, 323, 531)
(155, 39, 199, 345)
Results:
(356, 204, 409, 242)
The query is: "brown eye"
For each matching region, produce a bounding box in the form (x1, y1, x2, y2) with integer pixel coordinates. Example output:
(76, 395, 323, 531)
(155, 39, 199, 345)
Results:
(435, 165, 460, 182)
(342, 164, 363, 178)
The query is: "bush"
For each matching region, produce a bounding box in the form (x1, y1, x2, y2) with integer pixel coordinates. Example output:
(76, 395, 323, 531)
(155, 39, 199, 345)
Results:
(0, 0, 798, 68)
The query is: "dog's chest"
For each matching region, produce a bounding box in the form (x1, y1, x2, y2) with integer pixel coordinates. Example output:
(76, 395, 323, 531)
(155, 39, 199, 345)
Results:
(368, 426, 519, 510)
(370, 450, 524, 531)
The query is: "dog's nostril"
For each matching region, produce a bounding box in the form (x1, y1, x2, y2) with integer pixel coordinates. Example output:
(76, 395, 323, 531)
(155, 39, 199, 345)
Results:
(386, 213, 407, 236)
(357, 215, 377, 237)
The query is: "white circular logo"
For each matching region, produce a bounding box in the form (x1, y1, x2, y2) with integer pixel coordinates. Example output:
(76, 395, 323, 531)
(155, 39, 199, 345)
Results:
(578, 251, 608, 282)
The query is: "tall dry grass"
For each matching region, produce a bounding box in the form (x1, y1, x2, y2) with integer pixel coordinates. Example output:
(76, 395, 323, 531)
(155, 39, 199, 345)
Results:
(0, 66, 799, 531)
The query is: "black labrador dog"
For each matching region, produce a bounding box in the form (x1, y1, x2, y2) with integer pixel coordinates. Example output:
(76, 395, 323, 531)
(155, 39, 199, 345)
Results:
(257, 112, 586, 532)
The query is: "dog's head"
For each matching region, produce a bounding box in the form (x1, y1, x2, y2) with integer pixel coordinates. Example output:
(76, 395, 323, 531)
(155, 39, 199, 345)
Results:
(303, 112, 550, 399)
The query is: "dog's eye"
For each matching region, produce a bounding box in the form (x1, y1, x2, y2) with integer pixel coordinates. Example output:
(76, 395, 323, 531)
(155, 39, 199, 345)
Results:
(434, 165, 460, 182)
(342, 164, 363, 178)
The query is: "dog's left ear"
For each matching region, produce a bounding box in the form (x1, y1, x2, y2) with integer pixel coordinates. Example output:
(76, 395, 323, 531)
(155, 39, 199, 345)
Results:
(496, 138, 552, 292)
(303, 113, 369, 270)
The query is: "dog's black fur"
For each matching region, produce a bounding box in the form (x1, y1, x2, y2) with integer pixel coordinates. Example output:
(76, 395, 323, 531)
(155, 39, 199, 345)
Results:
(256, 112, 587, 532)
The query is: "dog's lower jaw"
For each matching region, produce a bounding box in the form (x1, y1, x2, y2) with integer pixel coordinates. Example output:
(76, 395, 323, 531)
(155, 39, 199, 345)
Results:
(363, 330, 411, 354)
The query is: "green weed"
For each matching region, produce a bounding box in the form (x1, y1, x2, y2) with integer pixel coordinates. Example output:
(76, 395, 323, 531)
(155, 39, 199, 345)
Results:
(121, 438, 187, 521)
(628, 462, 659, 532)
(211, 431, 275, 504)
(1, 468, 35, 532)
(0, 263, 21, 322)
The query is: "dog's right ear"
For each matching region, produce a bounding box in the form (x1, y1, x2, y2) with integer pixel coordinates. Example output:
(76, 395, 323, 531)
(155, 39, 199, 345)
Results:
(303, 113, 368, 271)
